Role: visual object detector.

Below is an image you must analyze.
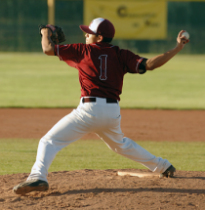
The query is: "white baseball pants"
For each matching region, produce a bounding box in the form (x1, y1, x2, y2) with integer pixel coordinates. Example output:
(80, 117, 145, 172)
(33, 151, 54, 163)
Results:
(27, 97, 172, 182)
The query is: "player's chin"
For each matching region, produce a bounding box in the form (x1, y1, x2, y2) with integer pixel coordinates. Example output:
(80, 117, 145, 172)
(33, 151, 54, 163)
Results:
(86, 39, 92, 44)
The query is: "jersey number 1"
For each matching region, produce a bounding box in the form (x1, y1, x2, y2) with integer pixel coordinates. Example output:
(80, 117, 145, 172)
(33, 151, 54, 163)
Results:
(99, 54, 108, 80)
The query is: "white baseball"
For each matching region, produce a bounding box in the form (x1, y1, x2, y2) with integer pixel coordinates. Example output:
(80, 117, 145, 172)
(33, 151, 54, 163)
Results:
(182, 31, 190, 39)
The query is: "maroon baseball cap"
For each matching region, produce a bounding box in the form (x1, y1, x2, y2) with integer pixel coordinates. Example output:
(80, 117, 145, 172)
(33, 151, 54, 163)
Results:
(79, 17, 115, 38)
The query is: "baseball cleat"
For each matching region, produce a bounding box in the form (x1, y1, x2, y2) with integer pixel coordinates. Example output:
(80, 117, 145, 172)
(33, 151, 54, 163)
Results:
(161, 165, 176, 178)
(13, 179, 49, 195)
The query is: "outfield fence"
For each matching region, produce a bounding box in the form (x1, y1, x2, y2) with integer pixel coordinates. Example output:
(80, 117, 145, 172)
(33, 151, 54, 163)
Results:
(0, 0, 205, 53)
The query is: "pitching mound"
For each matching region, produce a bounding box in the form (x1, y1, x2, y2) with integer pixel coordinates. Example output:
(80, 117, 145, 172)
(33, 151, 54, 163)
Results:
(0, 108, 205, 209)
(1, 169, 205, 209)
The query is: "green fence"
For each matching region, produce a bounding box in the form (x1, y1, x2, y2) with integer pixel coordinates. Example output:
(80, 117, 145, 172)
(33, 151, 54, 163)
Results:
(0, 0, 204, 53)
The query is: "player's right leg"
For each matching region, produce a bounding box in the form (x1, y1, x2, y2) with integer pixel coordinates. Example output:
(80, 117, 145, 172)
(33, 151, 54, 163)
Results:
(100, 133, 175, 176)
(95, 105, 175, 176)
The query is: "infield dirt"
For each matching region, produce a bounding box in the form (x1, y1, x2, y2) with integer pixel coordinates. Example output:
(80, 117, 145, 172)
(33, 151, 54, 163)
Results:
(0, 108, 205, 210)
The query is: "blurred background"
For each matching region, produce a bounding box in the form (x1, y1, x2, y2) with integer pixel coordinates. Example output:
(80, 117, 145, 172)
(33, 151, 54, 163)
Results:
(0, 0, 204, 54)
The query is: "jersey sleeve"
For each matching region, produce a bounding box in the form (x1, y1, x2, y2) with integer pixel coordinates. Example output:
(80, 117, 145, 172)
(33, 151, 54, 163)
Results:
(120, 49, 147, 74)
(55, 44, 84, 68)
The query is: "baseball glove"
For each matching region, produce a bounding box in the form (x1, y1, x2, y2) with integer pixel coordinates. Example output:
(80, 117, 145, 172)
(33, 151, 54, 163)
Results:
(39, 24, 66, 44)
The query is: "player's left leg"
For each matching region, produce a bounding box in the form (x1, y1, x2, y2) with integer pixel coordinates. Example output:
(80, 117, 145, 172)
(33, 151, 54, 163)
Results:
(13, 105, 95, 195)
(26, 109, 91, 183)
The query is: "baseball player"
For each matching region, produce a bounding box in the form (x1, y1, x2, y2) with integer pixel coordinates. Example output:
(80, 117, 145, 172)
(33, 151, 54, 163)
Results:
(13, 17, 189, 194)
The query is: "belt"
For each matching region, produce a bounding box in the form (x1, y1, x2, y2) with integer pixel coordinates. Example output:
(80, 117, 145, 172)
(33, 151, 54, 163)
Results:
(82, 97, 117, 103)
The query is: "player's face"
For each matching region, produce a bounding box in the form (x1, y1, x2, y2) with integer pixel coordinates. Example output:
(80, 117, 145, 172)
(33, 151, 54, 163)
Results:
(85, 33, 99, 44)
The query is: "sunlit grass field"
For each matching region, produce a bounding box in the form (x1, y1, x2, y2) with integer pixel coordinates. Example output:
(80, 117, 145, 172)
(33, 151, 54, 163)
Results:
(0, 52, 205, 174)
(0, 139, 205, 175)
(0, 52, 205, 109)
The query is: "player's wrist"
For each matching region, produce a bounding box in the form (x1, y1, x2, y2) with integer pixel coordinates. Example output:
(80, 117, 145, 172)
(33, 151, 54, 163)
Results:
(175, 43, 184, 51)
(41, 28, 51, 36)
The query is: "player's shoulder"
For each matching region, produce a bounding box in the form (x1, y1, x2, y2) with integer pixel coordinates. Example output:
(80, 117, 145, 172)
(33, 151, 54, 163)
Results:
(119, 47, 140, 58)
(57, 43, 87, 51)
(88, 42, 118, 50)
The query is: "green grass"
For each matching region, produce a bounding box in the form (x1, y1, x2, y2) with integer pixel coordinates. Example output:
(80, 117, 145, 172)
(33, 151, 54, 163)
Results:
(1, 52, 205, 109)
(1, 53, 204, 176)
(0, 53, 80, 107)
(0, 139, 205, 175)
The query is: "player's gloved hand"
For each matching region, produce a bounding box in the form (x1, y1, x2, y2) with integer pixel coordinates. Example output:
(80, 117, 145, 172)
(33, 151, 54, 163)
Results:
(39, 24, 66, 44)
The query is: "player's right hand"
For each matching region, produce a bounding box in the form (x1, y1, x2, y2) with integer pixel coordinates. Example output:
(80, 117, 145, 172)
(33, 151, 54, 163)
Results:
(176, 30, 190, 49)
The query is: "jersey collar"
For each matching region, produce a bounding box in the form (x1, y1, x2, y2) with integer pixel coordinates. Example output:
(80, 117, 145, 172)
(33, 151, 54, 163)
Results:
(91, 42, 113, 48)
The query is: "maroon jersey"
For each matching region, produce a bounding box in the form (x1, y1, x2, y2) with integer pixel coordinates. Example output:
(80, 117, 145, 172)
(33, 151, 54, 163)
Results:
(55, 42, 145, 101)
